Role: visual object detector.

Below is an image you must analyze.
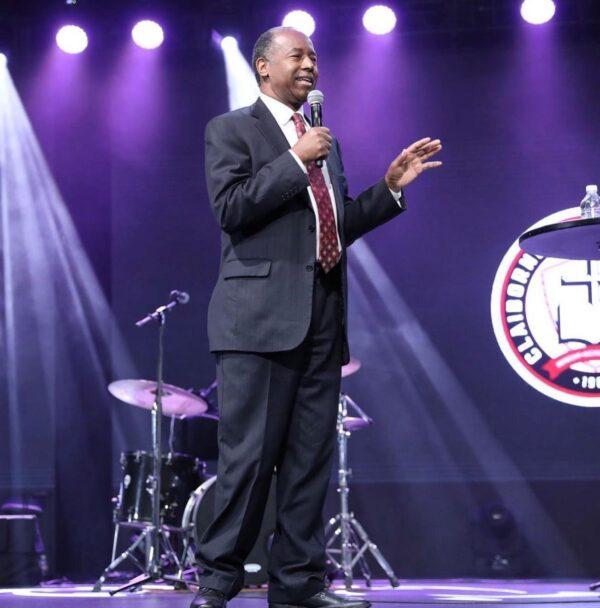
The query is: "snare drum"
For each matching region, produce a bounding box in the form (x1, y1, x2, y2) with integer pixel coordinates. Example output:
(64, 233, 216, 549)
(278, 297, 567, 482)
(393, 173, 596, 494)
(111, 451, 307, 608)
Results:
(114, 450, 206, 529)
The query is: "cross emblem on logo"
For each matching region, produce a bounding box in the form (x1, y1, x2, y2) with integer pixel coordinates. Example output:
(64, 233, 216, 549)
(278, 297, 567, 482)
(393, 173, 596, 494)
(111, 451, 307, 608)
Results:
(561, 261, 600, 306)
(557, 261, 600, 345)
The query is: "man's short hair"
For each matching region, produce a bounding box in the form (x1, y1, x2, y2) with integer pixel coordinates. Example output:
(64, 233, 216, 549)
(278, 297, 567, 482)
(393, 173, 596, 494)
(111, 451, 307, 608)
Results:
(252, 26, 299, 85)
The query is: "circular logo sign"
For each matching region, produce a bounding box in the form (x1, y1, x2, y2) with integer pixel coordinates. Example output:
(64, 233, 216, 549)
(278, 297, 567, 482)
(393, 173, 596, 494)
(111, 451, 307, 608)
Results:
(491, 208, 600, 407)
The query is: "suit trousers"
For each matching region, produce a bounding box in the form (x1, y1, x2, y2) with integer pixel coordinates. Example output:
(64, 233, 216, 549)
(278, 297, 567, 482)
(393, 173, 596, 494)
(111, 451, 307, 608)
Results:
(196, 263, 343, 603)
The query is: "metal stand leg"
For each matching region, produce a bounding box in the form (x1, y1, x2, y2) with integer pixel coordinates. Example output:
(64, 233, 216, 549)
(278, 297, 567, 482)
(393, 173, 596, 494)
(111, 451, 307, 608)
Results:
(93, 527, 151, 592)
(325, 394, 399, 589)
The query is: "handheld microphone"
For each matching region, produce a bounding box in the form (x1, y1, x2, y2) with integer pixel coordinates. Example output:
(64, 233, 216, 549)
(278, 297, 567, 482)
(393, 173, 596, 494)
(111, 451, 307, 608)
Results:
(307, 89, 324, 168)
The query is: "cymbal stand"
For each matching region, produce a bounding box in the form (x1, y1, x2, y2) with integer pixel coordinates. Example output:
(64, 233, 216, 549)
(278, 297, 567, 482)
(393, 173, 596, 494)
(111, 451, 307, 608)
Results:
(325, 393, 399, 589)
(95, 295, 189, 594)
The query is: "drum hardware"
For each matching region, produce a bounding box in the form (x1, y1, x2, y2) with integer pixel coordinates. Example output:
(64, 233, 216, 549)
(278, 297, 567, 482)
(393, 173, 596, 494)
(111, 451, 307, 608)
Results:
(95, 378, 215, 591)
(190, 380, 220, 421)
(94, 456, 196, 593)
(94, 450, 206, 592)
(325, 392, 399, 589)
(94, 293, 196, 595)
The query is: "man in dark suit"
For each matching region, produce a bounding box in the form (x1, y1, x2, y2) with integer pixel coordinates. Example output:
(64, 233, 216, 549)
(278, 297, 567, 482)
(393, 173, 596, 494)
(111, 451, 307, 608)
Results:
(191, 26, 441, 608)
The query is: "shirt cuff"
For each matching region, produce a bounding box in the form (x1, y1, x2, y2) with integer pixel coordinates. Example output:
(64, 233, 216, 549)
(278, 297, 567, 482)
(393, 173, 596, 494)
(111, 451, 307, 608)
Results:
(289, 150, 308, 174)
(389, 188, 403, 205)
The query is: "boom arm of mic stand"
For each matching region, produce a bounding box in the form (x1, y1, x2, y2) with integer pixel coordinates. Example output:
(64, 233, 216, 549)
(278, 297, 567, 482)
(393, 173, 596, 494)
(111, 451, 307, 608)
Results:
(135, 301, 178, 328)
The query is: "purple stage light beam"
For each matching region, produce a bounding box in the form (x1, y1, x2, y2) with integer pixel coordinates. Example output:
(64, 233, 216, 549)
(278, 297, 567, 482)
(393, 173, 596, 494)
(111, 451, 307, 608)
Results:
(363, 5, 397, 35)
(55, 25, 88, 54)
(520, 0, 556, 25)
(131, 20, 164, 50)
(0, 53, 7, 68)
(282, 10, 316, 37)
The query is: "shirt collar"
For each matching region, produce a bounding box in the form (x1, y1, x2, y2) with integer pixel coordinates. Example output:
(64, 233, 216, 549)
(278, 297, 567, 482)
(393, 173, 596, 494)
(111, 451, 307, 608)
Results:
(259, 92, 307, 128)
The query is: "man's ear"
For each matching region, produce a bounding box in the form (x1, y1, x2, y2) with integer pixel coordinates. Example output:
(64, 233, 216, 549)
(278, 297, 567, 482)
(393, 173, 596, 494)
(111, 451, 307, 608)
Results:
(256, 57, 269, 81)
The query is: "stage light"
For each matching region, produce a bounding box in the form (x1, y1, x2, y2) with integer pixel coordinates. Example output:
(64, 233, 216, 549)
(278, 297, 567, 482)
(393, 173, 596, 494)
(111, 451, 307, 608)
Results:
(217, 30, 259, 111)
(55, 25, 88, 54)
(520, 0, 556, 25)
(221, 36, 238, 52)
(132, 20, 164, 50)
(282, 10, 316, 37)
(363, 5, 397, 35)
(0, 53, 7, 68)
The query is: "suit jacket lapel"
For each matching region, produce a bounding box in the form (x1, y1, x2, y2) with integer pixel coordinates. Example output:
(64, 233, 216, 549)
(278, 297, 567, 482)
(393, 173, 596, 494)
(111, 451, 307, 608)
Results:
(251, 97, 291, 157)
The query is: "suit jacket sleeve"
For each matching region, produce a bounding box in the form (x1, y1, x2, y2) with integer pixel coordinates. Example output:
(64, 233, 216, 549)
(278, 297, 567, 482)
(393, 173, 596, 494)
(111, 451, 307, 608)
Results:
(205, 115, 310, 234)
(334, 139, 406, 246)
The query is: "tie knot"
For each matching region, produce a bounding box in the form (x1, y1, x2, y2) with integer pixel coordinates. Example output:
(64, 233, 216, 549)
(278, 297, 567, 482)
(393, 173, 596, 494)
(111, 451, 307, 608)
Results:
(291, 113, 306, 137)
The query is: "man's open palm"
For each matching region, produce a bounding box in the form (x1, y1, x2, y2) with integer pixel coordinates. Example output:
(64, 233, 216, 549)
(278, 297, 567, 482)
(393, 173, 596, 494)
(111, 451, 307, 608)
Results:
(385, 137, 443, 192)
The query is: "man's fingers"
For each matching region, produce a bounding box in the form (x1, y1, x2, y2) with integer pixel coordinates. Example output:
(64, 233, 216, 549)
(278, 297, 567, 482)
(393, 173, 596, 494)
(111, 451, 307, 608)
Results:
(419, 145, 442, 161)
(392, 138, 441, 165)
(407, 137, 432, 153)
(422, 161, 443, 170)
(417, 140, 442, 155)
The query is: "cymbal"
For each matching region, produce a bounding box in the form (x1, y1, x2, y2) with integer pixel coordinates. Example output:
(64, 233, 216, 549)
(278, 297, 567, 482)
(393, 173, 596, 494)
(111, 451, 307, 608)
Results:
(108, 379, 208, 419)
(343, 416, 371, 432)
(341, 357, 361, 378)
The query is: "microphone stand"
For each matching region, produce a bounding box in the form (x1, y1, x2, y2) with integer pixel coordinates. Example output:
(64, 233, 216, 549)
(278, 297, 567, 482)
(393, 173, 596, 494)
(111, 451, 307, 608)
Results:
(107, 297, 188, 595)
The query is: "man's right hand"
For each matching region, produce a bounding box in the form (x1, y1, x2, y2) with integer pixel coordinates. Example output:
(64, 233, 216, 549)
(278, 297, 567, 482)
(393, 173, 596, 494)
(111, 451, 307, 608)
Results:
(292, 127, 333, 164)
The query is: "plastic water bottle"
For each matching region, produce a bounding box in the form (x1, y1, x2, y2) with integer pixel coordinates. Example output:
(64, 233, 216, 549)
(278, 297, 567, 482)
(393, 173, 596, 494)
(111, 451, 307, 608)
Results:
(580, 185, 600, 219)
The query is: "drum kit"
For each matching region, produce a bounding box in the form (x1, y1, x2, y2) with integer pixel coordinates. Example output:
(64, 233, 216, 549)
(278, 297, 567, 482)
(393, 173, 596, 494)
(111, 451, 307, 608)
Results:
(94, 357, 398, 592)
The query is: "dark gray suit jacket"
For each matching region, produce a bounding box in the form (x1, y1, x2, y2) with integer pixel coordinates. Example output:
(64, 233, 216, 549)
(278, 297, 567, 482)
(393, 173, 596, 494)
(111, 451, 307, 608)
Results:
(205, 97, 405, 362)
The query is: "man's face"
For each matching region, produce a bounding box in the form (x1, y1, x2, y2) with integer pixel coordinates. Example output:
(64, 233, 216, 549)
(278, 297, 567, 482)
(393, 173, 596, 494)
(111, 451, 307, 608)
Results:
(257, 30, 318, 110)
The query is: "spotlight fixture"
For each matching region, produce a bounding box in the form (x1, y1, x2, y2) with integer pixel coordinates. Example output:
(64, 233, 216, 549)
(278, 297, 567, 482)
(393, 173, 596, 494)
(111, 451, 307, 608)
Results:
(55, 25, 88, 54)
(520, 0, 556, 25)
(131, 20, 164, 50)
(282, 10, 316, 37)
(363, 5, 397, 35)
(220, 36, 238, 52)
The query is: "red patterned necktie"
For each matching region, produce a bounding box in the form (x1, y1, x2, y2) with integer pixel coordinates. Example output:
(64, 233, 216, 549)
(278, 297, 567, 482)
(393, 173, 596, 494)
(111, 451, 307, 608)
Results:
(291, 113, 341, 273)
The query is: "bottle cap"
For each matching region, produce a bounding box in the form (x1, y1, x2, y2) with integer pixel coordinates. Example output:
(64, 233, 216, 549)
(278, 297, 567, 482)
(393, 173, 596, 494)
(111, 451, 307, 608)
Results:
(586, 185, 598, 194)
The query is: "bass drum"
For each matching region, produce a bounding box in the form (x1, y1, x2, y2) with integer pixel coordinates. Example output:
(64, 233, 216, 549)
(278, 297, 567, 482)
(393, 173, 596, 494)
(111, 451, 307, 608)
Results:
(182, 475, 276, 586)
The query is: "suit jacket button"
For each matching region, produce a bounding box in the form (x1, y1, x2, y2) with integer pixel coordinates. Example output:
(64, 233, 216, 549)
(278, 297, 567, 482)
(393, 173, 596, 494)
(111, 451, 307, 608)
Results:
(305, 264, 313, 272)
(308, 225, 315, 232)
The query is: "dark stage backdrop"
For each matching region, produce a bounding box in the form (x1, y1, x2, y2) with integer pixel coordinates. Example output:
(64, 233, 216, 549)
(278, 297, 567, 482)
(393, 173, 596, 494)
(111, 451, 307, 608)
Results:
(4, 22, 600, 579)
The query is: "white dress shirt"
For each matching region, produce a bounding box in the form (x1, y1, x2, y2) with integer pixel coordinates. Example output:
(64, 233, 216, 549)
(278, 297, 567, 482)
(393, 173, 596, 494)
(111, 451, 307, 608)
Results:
(259, 93, 402, 258)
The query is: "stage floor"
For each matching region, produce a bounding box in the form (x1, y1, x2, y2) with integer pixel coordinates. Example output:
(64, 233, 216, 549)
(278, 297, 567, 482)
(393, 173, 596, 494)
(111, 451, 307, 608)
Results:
(1, 580, 600, 607)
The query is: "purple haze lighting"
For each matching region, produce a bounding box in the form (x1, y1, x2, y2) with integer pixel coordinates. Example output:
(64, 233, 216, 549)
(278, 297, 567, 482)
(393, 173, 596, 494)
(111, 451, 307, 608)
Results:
(131, 20, 164, 50)
(363, 5, 397, 35)
(520, 0, 556, 25)
(221, 36, 238, 52)
(55, 25, 88, 54)
(282, 10, 316, 37)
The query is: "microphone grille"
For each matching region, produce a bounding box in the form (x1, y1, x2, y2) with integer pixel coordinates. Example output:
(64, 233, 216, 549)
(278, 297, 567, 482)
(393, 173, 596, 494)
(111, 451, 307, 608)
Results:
(307, 89, 324, 105)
